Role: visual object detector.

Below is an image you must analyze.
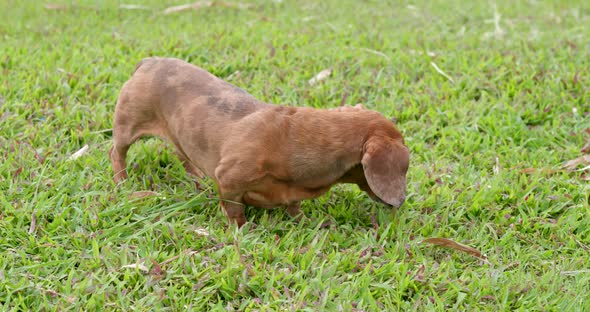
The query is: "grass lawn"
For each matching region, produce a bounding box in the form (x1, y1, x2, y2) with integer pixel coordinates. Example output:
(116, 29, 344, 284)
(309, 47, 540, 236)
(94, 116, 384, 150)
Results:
(1, 0, 589, 310)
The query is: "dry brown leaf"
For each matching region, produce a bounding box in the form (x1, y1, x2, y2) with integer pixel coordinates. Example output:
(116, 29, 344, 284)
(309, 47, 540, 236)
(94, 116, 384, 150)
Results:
(226, 70, 241, 80)
(121, 263, 149, 272)
(309, 69, 331, 85)
(519, 168, 537, 174)
(130, 191, 158, 199)
(581, 141, 590, 154)
(44, 3, 69, 10)
(215, 1, 252, 9)
(120, 4, 150, 10)
(67, 144, 89, 160)
(28, 212, 37, 234)
(430, 62, 454, 83)
(12, 167, 23, 179)
(415, 264, 425, 282)
(267, 43, 276, 58)
(42, 288, 59, 297)
(44, 3, 96, 10)
(571, 235, 590, 251)
(493, 156, 501, 175)
(563, 155, 590, 170)
(194, 228, 210, 236)
(164, 2, 211, 14)
(150, 259, 164, 276)
(360, 48, 391, 60)
(370, 214, 379, 231)
(519, 167, 560, 175)
(423, 237, 489, 263)
(164, 1, 251, 14)
(561, 269, 590, 276)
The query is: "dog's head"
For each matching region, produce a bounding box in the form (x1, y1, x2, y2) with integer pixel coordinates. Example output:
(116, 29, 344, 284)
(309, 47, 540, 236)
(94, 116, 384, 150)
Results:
(360, 130, 409, 208)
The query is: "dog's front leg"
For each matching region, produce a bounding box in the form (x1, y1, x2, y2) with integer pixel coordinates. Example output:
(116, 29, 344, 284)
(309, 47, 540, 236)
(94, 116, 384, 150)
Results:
(286, 202, 303, 221)
(215, 158, 265, 228)
(219, 190, 247, 227)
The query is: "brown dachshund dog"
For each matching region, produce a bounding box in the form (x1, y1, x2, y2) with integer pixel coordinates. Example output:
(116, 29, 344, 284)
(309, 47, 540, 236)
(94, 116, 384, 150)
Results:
(110, 57, 409, 227)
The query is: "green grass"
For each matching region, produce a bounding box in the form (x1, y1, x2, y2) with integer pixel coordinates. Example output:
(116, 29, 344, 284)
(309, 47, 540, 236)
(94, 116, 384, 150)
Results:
(1, 0, 589, 310)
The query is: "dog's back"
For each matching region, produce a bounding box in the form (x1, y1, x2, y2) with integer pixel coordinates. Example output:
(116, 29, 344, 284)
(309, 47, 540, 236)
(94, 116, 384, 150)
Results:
(110, 58, 266, 182)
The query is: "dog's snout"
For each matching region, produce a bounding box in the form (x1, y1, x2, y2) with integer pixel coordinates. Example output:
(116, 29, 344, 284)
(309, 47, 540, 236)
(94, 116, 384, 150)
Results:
(373, 193, 405, 208)
(390, 196, 406, 209)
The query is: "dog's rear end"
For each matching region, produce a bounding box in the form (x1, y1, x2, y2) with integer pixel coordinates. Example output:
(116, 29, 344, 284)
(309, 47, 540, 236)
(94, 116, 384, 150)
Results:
(110, 57, 266, 184)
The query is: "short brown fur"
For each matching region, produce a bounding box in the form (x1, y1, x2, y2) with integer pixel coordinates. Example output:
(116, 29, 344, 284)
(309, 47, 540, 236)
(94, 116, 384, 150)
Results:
(110, 57, 409, 227)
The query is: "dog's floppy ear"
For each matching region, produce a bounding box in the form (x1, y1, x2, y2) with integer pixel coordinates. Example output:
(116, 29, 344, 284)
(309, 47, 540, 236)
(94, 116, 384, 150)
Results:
(361, 136, 409, 207)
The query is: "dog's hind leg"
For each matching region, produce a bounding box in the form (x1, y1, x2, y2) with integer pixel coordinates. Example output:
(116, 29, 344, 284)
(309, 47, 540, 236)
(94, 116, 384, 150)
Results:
(286, 202, 303, 221)
(175, 148, 206, 189)
(110, 86, 163, 184)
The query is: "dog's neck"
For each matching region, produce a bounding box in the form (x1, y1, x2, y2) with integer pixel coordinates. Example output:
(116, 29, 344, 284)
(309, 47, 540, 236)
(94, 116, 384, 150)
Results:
(288, 107, 393, 162)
